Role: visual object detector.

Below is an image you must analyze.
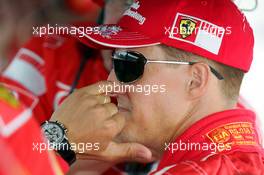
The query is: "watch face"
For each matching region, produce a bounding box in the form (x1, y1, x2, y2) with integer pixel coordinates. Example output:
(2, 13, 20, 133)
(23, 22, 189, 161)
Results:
(42, 122, 65, 144)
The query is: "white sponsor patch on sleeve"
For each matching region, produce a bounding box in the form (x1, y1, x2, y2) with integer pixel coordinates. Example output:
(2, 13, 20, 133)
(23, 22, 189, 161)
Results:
(3, 49, 46, 96)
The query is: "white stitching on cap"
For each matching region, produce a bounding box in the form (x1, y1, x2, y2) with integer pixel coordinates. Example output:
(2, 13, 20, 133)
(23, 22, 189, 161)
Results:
(76, 27, 160, 48)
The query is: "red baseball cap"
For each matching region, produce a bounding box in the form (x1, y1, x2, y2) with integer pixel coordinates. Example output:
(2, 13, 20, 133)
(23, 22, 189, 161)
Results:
(76, 0, 254, 72)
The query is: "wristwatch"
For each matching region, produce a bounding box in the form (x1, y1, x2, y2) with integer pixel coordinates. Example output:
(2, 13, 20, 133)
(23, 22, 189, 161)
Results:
(41, 121, 76, 165)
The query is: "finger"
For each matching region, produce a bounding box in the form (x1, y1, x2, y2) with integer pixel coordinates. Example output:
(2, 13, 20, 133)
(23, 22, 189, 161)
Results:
(95, 95, 111, 105)
(82, 95, 111, 108)
(93, 103, 118, 119)
(104, 142, 153, 163)
(104, 113, 126, 136)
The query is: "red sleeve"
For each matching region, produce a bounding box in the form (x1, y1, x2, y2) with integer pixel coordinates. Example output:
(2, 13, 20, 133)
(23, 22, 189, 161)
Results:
(0, 85, 67, 174)
(0, 36, 53, 123)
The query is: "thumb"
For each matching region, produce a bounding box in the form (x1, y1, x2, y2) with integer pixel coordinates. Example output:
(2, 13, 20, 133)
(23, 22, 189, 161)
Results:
(107, 142, 153, 163)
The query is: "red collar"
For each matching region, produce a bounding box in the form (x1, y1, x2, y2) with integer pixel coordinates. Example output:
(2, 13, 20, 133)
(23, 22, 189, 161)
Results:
(158, 109, 263, 169)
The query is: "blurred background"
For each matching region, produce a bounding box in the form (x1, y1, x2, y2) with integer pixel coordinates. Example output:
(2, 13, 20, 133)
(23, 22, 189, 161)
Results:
(236, 0, 264, 133)
(0, 0, 263, 128)
(0, 0, 102, 71)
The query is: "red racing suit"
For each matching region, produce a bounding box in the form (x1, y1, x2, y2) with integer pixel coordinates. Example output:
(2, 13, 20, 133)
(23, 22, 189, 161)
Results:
(0, 32, 110, 174)
(0, 85, 67, 175)
(150, 109, 264, 175)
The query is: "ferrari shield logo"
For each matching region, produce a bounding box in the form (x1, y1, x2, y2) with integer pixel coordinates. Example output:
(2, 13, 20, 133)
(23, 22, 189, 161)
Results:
(0, 85, 20, 108)
(169, 13, 225, 55)
(180, 19, 197, 39)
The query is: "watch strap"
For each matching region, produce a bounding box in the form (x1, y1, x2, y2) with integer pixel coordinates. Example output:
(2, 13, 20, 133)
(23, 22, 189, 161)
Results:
(57, 138, 76, 165)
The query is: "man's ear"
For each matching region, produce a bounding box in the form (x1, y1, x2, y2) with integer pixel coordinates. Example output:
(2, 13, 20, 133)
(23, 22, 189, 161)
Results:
(186, 62, 210, 99)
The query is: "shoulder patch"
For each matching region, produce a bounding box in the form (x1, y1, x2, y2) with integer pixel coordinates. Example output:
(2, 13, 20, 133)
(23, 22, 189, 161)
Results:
(0, 85, 20, 108)
(206, 122, 258, 149)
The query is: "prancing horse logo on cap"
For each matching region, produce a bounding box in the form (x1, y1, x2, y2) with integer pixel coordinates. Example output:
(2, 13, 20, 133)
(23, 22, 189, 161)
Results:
(180, 19, 197, 39)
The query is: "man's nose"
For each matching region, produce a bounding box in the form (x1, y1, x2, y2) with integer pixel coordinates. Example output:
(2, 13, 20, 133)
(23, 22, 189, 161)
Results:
(107, 69, 118, 82)
(107, 69, 122, 104)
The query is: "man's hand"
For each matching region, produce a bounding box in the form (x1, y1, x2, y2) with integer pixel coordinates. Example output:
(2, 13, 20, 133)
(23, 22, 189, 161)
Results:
(51, 81, 153, 163)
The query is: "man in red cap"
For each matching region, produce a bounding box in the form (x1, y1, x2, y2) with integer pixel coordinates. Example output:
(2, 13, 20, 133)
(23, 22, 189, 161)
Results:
(49, 0, 264, 174)
(1, 0, 263, 175)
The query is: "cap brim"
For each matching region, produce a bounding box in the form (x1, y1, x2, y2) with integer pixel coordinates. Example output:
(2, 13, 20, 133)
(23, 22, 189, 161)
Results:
(74, 24, 160, 49)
